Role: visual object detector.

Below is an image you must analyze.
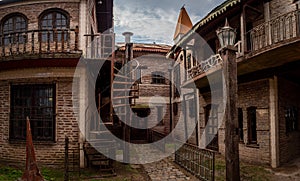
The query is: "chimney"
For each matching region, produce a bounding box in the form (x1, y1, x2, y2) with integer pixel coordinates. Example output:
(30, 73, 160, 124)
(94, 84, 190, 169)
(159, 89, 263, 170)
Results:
(122, 32, 133, 43)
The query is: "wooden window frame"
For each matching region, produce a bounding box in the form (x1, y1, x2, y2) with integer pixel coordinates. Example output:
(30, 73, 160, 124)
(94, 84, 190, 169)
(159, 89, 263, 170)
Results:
(247, 106, 257, 144)
(1, 13, 28, 45)
(38, 8, 70, 42)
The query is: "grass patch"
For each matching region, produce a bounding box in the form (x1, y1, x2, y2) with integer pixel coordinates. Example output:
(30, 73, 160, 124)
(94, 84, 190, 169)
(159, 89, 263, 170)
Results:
(215, 155, 272, 181)
(0, 165, 66, 181)
(0, 163, 144, 181)
(0, 166, 22, 181)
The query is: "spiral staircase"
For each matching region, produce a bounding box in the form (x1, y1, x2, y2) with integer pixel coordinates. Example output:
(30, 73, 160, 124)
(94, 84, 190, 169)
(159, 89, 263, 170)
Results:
(83, 39, 140, 176)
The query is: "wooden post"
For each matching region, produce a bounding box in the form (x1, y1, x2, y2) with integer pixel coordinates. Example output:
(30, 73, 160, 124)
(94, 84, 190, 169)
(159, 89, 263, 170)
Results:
(64, 136, 69, 181)
(220, 45, 240, 181)
(74, 26, 79, 51)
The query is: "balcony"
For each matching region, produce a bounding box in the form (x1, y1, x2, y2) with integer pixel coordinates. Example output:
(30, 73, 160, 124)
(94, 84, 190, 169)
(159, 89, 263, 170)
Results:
(0, 27, 81, 61)
(248, 9, 300, 55)
(185, 9, 300, 86)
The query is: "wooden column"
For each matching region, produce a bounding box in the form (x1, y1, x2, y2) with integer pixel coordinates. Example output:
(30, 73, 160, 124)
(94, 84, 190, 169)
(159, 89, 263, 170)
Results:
(220, 45, 240, 181)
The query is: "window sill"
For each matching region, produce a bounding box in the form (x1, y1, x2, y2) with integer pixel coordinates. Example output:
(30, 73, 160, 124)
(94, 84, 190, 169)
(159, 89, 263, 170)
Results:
(9, 139, 56, 145)
(245, 143, 259, 148)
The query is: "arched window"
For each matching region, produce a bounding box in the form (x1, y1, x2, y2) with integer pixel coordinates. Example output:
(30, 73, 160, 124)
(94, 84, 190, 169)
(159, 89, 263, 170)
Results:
(1, 13, 27, 45)
(39, 9, 69, 42)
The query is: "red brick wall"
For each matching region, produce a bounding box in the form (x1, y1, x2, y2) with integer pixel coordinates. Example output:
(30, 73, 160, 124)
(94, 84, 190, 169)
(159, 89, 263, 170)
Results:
(0, 77, 79, 167)
(198, 79, 271, 165)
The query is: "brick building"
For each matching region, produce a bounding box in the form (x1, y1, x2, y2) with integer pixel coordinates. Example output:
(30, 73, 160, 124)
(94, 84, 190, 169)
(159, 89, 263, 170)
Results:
(0, 0, 114, 167)
(168, 0, 300, 168)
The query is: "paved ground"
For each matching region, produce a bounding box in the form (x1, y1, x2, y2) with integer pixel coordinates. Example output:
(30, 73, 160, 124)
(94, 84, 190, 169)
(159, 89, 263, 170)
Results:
(267, 156, 300, 181)
(143, 158, 191, 181)
(129, 144, 197, 181)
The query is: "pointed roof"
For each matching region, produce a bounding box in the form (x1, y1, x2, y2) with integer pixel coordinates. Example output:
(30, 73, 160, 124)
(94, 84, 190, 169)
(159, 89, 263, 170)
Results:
(173, 6, 193, 40)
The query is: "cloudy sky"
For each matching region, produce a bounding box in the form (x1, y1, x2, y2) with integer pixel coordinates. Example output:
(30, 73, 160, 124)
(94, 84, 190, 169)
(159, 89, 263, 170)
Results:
(114, 0, 225, 45)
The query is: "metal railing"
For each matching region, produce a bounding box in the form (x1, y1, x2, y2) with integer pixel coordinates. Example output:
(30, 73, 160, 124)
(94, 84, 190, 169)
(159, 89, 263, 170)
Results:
(175, 143, 215, 181)
(249, 9, 300, 52)
(187, 54, 222, 79)
(0, 27, 80, 58)
(84, 33, 115, 59)
(64, 136, 80, 181)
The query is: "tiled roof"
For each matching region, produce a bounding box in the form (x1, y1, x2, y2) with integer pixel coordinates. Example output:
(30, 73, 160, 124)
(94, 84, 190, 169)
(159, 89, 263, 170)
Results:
(117, 43, 171, 53)
(173, 6, 193, 40)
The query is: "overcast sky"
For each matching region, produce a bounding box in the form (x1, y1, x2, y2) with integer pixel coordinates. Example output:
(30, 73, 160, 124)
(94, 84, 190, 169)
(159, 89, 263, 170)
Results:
(114, 0, 225, 45)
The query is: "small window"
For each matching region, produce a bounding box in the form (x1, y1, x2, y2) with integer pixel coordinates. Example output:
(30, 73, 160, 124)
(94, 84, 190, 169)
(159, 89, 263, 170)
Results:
(10, 84, 56, 141)
(174, 65, 181, 97)
(39, 9, 69, 42)
(187, 54, 191, 69)
(247, 107, 257, 144)
(285, 106, 298, 133)
(1, 13, 27, 45)
(152, 71, 165, 84)
(238, 108, 244, 141)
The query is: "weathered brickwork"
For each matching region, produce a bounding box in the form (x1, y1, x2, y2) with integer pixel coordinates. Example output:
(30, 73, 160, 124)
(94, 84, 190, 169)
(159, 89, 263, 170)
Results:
(0, 74, 79, 167)
(198, 79, 271, 165)
(0, 1, 80, 30)
(0, 1, 81, 54)
(278, 77, 300, 164)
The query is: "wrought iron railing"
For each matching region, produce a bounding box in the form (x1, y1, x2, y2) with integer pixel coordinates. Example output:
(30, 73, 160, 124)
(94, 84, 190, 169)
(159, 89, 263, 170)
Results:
(0, 27, 80, 58)
(187, 54, 222, 79)
(249, 9, 300, 52)
(175, 143, 215, 181)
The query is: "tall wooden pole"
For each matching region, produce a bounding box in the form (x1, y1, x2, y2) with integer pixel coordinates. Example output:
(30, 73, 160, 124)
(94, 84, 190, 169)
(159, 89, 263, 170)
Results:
(221, 45, 240, 181)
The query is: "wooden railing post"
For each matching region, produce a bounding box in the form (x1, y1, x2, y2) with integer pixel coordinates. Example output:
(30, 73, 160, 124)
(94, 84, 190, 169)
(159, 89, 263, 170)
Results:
(296, 10, 300, 37)
(47, 30, 50, 52)
(54, 29, 58, 52)
(8, 34, 12, 55)
(23, 32, 27, 54)
(32, 31, 35, 53)
(38, 31, 42, 53)
(61, 30, 65, 52)
(16, 33, 19, 54)
(75, 26, 79, 51)
(67, 30, 70, 52)
(1, 35, 4, 56)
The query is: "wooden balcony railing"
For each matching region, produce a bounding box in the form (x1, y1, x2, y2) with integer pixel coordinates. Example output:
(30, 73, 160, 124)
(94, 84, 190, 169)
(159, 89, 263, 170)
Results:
(187, 54, 222, 79)
(249, 9, 300, 52)
(0, 27, 80, 60)
(185, 10, 300, 81)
